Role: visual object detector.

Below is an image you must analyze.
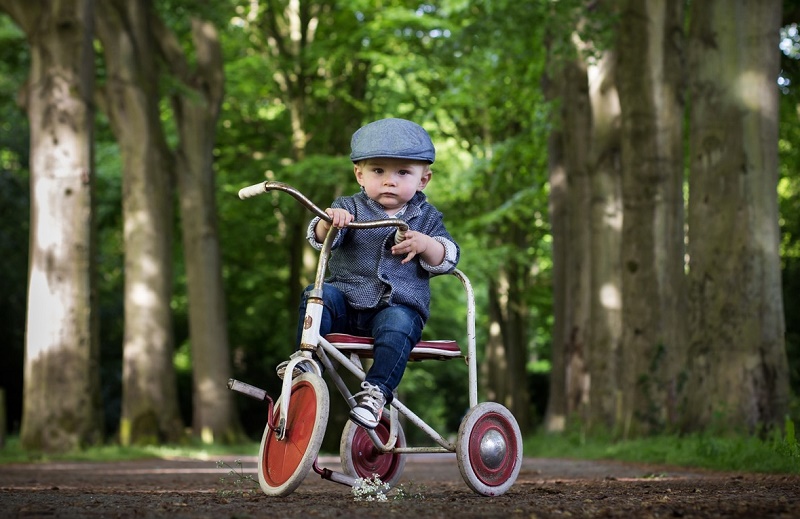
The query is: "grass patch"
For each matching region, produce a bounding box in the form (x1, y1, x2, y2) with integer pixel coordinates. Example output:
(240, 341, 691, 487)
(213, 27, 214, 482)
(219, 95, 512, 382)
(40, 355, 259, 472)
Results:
(0, 436, 260, 465)
(523, 419, 800, 475)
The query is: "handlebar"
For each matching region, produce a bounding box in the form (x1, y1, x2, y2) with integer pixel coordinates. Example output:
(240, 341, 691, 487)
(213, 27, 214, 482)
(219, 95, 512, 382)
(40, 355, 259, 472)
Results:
(238, 181, 409, 236)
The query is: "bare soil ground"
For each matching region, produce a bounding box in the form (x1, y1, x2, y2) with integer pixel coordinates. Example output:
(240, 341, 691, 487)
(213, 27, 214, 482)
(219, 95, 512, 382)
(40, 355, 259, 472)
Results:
(0, 454, 798, 518)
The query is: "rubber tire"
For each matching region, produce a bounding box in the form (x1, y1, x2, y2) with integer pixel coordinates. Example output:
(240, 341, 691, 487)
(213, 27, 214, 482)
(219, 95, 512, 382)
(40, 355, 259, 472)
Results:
(257, 373, 329, 496)
(340, 414, 407, 489)
(456, 402, 522, 496)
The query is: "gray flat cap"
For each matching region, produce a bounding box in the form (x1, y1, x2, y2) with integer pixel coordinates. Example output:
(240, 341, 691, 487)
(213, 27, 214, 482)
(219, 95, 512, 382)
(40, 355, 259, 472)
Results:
(350, 118, 435, 164)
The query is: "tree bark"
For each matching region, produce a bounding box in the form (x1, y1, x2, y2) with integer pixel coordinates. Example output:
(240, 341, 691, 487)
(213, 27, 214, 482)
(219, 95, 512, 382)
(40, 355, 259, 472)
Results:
(616, 0, 687, 436)
(586, 50, 623, 433)
(95, 0, 183, 444)
(505, 238, 533, 432)
(542, 40, 593, 432)
(155, 17, 242, 443)
(2, 0, 104, 452)
(685, 0, 790, 432)
(485, 247, 533, 432)
(561, 55, 593, 423)
(543, 109, 568, 433)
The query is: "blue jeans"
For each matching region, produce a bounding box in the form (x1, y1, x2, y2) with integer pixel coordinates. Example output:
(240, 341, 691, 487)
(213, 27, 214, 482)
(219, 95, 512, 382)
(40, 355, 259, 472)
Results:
(296, 283, 423, 403)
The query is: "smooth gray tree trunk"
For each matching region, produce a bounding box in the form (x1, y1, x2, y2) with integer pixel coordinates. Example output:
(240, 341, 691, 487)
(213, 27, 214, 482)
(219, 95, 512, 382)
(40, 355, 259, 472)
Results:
(0, 0, 104, 452)
(616, 0, 687, 436)
(685, 0, 790, 432)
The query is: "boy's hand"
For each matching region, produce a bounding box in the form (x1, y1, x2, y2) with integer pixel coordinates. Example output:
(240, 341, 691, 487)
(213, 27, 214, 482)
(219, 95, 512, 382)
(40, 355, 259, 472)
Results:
(392, 231, 445, 265)
(325, 208, 354, 228)
(315, 208, 354, 241)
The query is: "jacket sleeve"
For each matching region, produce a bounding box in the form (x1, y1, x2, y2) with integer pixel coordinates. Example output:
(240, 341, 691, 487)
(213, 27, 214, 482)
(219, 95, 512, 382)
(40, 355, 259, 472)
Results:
(416, 206, 460, 274)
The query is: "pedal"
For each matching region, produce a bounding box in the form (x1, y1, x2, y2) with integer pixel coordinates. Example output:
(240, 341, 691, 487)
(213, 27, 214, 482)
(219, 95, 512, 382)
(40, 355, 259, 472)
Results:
(227, 378, 268, 401)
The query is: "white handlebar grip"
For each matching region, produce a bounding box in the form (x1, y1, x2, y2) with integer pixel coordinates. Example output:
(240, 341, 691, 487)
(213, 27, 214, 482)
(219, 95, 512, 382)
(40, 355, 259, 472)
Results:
(238, 182, 267, 200)
(394, 229, 406, 244)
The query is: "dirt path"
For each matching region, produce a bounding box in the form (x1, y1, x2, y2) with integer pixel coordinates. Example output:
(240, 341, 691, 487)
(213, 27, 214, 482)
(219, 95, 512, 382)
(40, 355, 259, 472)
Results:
(0, 454, 798, 518)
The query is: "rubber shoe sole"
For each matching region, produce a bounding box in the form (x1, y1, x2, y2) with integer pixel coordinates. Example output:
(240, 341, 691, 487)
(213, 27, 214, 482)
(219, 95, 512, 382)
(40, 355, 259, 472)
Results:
(349, 406, 382, 429)
(276, 360, 319, 380)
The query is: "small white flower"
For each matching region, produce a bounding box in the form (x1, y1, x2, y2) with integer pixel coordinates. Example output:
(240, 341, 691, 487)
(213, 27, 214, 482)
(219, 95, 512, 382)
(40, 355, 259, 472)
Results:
(352, 474, 390, 502)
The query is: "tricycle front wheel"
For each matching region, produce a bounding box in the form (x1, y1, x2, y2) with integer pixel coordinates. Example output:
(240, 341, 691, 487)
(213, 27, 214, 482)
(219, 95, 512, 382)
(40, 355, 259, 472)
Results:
(257, 373, 329, 496)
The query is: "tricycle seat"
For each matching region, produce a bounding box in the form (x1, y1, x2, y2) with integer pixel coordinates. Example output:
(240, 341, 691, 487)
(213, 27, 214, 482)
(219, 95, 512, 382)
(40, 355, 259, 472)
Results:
(325, 333, 462, 361)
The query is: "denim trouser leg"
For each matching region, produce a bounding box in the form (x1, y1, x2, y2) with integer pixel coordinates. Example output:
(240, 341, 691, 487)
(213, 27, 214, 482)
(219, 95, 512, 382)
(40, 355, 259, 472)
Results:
(295, 283, 350, 344)
(296, 284, 423, 404)
(361, 305, 423, 404)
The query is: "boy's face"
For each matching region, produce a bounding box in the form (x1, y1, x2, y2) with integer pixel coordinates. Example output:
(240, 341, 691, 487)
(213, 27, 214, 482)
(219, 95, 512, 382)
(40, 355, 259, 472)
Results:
(354, 158, 431, 214)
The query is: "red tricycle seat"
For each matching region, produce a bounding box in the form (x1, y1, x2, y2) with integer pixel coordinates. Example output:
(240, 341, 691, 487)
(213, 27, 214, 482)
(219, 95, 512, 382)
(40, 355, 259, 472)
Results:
(325, 333, 462, 361)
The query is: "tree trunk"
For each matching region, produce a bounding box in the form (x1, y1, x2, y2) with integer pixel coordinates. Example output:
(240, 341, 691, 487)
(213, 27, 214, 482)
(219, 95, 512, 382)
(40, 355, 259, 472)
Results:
(542, 42, 593, 432)
(2, 0, 104, 452)
(95, 0, 183, 444)
(484, 248, 533, 433)
(485, 277, 506, 405)
(616, 0, 687, 436)
(157, 17, 242, 443)
(505, 239, 533, 432)
(561, 56, 593, 423)
(543, 111, 568, 433)
(684, 0, 790, 432)
(586, 50, 623, 433)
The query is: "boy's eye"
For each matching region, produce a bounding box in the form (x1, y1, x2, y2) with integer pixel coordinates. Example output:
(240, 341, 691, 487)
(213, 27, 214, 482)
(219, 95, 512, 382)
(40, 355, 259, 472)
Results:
(398, 170, 410, 175)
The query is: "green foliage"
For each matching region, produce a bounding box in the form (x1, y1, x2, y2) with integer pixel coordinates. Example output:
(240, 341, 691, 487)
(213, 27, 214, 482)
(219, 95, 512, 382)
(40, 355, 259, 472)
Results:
(776, 416, 800, 460)
(0, 13, 29, 439)
(780, 26, 800, 403)
(431, 1, 556, 382)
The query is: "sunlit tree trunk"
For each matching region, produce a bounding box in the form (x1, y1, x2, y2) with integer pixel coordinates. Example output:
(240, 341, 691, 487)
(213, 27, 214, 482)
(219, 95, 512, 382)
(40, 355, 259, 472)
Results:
(0, 0, 104, 452)
(155, 17, 242, 443)
(616, 0, 686, 436)
(684, 0, 789, 432)
(95, 0, 183, 444)
(586, 50, 623, 432)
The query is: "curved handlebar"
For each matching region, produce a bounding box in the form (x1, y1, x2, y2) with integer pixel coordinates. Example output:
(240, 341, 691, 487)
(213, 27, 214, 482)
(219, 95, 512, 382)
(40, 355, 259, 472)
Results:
(238, 181, 409, 234)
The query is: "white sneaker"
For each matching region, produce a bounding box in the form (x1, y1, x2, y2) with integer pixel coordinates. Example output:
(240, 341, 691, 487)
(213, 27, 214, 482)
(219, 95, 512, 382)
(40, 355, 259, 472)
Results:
(349, 381, 386, 429)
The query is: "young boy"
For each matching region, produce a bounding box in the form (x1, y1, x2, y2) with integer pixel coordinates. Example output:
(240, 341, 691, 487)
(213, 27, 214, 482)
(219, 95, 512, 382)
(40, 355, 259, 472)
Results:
(282, 118, 460, 430)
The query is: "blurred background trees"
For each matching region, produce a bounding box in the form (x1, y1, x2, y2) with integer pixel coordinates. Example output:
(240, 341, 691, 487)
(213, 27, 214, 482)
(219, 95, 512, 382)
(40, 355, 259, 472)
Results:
(0, 0, 798, 453)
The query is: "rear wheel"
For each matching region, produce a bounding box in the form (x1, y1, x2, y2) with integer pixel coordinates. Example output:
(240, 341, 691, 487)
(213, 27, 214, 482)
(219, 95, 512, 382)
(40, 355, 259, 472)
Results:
(340, 414, 406, 489)
(456, 402, 521, 496)
(257, 373, 329, 496)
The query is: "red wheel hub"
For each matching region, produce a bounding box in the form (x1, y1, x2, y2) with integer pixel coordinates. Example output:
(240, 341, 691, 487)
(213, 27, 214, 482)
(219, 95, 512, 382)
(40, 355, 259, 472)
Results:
(468, 411, 518, 486)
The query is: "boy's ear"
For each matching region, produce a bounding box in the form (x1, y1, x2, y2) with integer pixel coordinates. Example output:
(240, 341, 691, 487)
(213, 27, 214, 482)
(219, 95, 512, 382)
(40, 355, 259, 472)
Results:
(418, 169, 432, 190)
(354, 164, 364, 186)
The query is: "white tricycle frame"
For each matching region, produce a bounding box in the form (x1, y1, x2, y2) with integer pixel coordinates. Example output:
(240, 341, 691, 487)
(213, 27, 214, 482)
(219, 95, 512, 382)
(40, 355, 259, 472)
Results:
(228, 180, 522, 497)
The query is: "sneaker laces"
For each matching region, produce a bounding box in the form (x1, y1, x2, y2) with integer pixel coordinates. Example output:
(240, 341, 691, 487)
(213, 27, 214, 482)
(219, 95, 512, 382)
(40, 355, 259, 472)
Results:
(354, 381, 385, 413)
